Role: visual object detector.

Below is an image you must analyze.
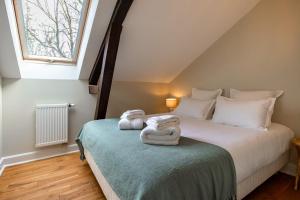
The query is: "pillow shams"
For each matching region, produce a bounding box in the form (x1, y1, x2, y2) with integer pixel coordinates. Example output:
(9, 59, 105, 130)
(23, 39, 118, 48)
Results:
(212, 97, 275, 130)
(173, 97, 216, 120)
(192, 88, 222, 100)
(230, 88, 283, 100)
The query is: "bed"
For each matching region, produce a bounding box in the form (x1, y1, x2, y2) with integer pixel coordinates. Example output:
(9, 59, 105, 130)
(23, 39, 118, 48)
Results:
(77, 115, 294, 200)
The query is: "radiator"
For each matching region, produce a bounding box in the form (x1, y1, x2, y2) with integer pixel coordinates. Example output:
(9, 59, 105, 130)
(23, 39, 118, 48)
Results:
(36, 103, 71, 147)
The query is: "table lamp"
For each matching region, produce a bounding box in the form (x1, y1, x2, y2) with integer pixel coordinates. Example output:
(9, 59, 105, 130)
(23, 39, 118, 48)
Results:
(166, 98, 177, 111)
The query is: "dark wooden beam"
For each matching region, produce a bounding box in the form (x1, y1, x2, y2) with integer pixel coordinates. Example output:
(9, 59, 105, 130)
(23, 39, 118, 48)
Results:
(88, 0, 134, 87)
(110, 0, 134, 27)
(91, 0, 134, 119)
(94, 25, 123, 119)
(88, 43, 105, 86)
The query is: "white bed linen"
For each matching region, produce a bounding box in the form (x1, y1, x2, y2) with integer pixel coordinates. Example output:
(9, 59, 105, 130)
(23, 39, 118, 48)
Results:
(177, 115, 294, 183)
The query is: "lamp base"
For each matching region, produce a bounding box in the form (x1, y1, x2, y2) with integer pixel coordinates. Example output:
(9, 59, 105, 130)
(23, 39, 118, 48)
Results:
(169, 108, 175, 112)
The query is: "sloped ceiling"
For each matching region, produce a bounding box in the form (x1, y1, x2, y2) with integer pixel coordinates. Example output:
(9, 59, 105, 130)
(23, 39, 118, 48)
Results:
(113, 0, 261, 83)
(0, 0, 261, 82)
(0, 0, 20, 78)
(0, 0, 116, 79)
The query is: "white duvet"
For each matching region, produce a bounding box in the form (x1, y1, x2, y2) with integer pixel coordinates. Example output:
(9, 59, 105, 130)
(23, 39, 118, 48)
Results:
(177, 115, 294, 183)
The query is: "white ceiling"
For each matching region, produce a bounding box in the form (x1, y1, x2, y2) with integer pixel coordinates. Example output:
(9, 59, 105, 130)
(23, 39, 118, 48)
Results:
(0, 0, 20, 78)
(113, 0, 261, 83)
(0, 0, 261, 82)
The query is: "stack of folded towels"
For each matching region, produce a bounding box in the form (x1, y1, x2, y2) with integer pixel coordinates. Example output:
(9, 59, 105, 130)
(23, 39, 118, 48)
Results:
(118, 109, 145, 130)
(140, 115, 181, 145)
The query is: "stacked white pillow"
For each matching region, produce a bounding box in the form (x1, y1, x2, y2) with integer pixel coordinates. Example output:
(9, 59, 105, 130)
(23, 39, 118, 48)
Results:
(230, 88, 283, 100)
(192, 88, 223, 100)
(173, 88, 222, 120)
(212, 89, 284, 130)
(212, 96, 275, 130)
(174, 97, 215, 120)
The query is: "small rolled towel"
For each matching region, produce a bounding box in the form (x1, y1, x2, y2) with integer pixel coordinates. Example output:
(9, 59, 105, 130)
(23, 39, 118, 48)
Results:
(140, 126, 181, 145)
(118, 118, 144, 130)
(121, 109, 145, 120)
(146, 115, 180, 130)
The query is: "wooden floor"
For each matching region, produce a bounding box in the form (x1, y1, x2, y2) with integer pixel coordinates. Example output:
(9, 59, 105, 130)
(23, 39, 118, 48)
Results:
(244, 173, 300, 200)
(0, 153, 104, 200)
(0, 153, 299, 200)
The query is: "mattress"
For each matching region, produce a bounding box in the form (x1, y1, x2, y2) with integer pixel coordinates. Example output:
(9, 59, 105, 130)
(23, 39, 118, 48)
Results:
(178, 116, 294, 183)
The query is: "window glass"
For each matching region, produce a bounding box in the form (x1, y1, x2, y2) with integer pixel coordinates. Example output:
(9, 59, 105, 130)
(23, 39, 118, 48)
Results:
(13, 0, 90, 63)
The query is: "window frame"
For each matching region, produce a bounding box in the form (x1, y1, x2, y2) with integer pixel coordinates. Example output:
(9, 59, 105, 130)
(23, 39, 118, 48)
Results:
(12, 0, 90, 64)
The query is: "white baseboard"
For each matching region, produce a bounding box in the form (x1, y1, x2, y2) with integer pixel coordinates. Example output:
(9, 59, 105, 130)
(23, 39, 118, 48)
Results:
(280, 162, 297, 176)
(0, 158, 4, 175)
(0, 144, 79, 176)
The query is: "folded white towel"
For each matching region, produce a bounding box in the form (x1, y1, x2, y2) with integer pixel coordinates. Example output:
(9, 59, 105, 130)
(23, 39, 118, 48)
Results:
(146, 122, 179, 131)
(121, 109, 145, 120)
(147, 114, 179, 124)
(140, 138, 180, 146)
(146, 115, 180, 130)
(140, 126, 181, 145)
(118, 118, 144, 130)
(141, 125, 180, 136)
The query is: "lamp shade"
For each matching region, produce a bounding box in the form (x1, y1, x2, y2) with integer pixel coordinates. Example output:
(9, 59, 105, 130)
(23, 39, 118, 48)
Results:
(166, 98, 177, 108)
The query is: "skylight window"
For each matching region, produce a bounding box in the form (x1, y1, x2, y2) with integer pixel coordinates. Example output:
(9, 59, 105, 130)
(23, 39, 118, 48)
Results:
(13, 0, 90, 64)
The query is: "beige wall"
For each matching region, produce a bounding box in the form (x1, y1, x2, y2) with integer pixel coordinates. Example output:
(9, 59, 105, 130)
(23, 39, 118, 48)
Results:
(108, 81, 169, 117)
(170, 0, 300, 137)
(2, 79, 168, 156)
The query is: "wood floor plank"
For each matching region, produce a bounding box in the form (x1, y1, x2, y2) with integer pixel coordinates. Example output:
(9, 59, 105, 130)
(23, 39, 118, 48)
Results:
(0, 153, 104, 200)
(0, 153, 299, 200)
(244, 172, 300, 200)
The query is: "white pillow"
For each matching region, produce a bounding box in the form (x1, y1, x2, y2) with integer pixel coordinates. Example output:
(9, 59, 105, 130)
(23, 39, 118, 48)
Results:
(192, 88, 223, 100)
(173, 97, 216, 120)
(212, 96, 276, 130)
(230, 88, 283, 100)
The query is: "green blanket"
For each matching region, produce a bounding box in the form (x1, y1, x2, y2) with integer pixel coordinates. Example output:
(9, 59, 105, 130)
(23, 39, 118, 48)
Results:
(77, 119, 236, 200)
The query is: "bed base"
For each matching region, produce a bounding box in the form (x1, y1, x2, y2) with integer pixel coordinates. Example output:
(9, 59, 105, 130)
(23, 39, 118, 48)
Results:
(84, 150, 289, 200)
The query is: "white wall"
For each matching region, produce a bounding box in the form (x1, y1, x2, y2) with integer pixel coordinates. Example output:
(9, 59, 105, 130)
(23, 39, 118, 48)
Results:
(2, 79, 97, 156)
(0, 76, 2, 159)
(2, 79, 168, 156)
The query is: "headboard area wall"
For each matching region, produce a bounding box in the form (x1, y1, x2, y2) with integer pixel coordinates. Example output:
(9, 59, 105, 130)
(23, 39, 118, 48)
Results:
(169, 0, 300, 137)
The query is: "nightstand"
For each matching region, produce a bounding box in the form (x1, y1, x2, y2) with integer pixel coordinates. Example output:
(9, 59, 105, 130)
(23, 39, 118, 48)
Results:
(292, 138, 300, 190)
